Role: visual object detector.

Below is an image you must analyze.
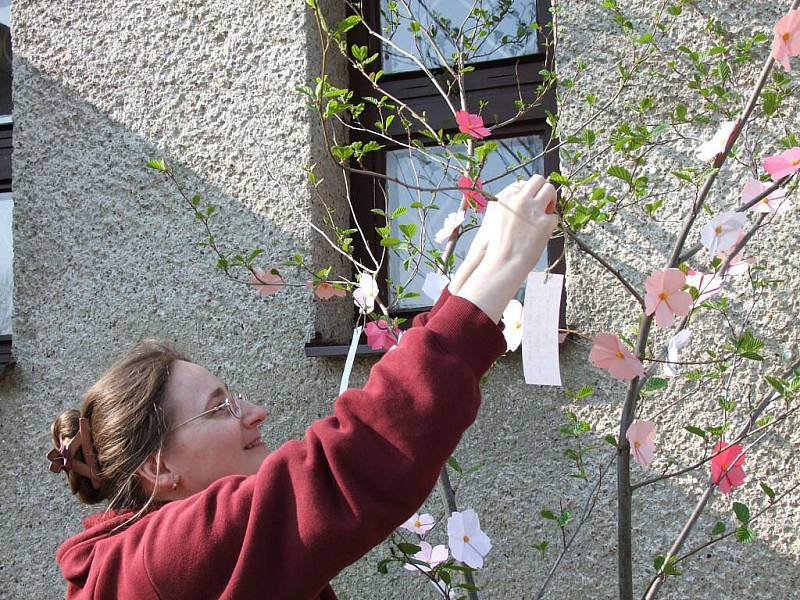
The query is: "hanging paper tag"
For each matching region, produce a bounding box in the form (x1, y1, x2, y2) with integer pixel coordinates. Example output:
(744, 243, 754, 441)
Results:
(339, 325, 364, 395)
(522, 272, 563, 386)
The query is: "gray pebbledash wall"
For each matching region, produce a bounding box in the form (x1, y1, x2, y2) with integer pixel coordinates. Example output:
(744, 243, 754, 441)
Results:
(1, 1, 797, 599)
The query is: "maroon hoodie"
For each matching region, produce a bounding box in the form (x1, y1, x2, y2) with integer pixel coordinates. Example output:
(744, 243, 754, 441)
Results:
(56, 291, 506, 599)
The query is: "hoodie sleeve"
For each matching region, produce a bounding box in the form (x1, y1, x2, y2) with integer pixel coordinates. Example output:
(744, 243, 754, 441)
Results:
(135, 295, 504, 600)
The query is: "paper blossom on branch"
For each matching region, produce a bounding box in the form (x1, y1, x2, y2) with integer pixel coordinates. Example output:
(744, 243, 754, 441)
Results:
(447, 509, 491, 569)
(403, 542, 448, 572)
(771, 10, 800, 71)
(458, 175, 488, 212)
(455, 110, 492, 139)
(435, 210, 466, 245)
(695, 120, 737, 163)
(306, 281, 346, 300)
(399, 512, 436, 535)
(664, 329, 692, 378)
(353, 273, 379, 314)
(718, 230, 755, 276)
(644, 268, 692, 328)
(421, 271, 449, 303)
(249, 267, 285, 296)
(700, 211, 747, 256)
(710, 441, 747, 495)
(685, 270, 723, 303)
(502, 299, 524, 352)
(588, 334, 645, 381)
(762, 147, 800, 180)
(364, 320, 401, 351)
(742, 178, 791, 216)
(625, 420, 657, 471)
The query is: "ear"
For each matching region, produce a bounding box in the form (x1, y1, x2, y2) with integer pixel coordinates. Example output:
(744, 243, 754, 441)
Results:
(136, 451, 176, 497)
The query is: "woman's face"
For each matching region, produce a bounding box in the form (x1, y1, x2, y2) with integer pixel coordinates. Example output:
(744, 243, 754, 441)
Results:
(160, 360, 269, 496)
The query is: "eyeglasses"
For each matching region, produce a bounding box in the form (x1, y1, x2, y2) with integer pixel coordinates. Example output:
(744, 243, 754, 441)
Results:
(171, 390, 246, 431)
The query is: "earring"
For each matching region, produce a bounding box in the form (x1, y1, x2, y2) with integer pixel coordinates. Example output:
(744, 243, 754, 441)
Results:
(171, 475, 180, 492)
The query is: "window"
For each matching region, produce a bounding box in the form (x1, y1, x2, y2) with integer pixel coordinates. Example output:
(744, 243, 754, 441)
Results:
(305, 0, 565, 355)
(1, 0, 12, 373)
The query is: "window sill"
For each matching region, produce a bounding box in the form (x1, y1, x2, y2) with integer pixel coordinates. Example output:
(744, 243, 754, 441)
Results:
(0, 334, 12, 375)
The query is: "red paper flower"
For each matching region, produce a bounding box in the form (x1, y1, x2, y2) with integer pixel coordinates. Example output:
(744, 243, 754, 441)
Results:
(456, 110, 491, 139)
(710, 441, 746, 495)
(458, 175, 488, 212)
(364, 319, 401, 351)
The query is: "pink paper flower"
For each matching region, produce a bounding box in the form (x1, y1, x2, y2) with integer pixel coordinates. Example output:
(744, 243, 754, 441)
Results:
(399, 512, 436, 535)
(501, 299, 523, 352)
(447, 509, 492, 569)
(364, 319, 401, 351)
(403, 541, 449, 572)
(685, 270, 723, 303)
(249, 266, 285, 296)
(306, 280, 347, 300)
(771, 10, 800, 71)
(458, 175, 488, 212)
(700, 211, 747, 256)
(455, 110, 492, 139)
(353, 272, 379, 314)
(644, 268, 693, 328)
(762, 147, 800, 180)
(435, 209, 466, 244)
(742, 179, 791, 216)
(625, 420, 656, 471)
(695, 120, 737, 163)
(589, 334, 645, 381)
(710, 441, 746, 495)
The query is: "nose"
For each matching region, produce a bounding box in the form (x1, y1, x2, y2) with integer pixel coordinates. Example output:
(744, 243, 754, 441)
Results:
(241, 397, 268, 428)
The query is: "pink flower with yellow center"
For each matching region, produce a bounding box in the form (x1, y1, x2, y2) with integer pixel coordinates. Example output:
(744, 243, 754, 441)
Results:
(762, 147, 800, 181)
(742, 178, 791, 216)
(455, 110, 492, 139)
(771, 10, 800, 71)
(588, 334, 645, 381)
(458, 175, 488, 212)
(644, 269, 693, 328)
(625, 420, 657, 471)
(249, 266, 285, 296)
(399, 512, 435, 535)
(306, 280, 347, 300)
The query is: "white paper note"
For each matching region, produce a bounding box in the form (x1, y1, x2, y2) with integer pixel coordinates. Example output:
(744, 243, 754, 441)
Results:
(339, 325, 364, 395)
(522, 272, 563, 386)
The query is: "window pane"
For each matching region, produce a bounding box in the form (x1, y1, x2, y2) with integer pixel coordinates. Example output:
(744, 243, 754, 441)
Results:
(386, 135, 546, 310)
(0, 0, 10, 121)
(0, 192, 12, 335)
(380, 0, 538, 75)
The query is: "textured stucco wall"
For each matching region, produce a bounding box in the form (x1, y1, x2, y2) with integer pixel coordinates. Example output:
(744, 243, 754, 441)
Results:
(1, 1, 797, 599)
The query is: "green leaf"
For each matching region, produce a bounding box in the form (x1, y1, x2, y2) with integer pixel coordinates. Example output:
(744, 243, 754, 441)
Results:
(376, 558, 391, 574)
(397, 542, 421, 555)
(732, 502, 750, 524)
(684, 425, 708, 440)
(575, 386, 594, 399)
(399, 223, 417, 238)
(764, 375, 787, 397)
(146, 158, 168, 172)
(447, 455, 463, 474)
(736, 526, 756, 543)
(760, 481, 776, 502)
(379, 237, 401, 247)
(607, 165, 632, 183)
(604, 434, 618, 447)
(540, 509, 557, 521)
(335, 15, 361, 35)
(557, 511, 572, 527)
(711, 521, 726, 536)
(533, 541, 549, 557)
(641, 377, 668, 395)
(390, 205, 408, 219)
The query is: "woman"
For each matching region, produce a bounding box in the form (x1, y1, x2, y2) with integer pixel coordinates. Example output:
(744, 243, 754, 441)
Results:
(49, 175, 558, 599)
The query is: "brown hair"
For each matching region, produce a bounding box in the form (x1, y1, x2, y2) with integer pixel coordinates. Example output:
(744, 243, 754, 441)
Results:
(50, 339, 189, 513)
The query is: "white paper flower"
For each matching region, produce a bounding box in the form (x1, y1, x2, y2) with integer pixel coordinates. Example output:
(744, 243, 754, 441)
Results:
(663, 329, 693, 378)
(502, 299, 524, 352)
(700, 211, 747, 256)
(352, 272, 379, 314)
(696, 120, 737, 163)
(403, 542, 449, 572)
(447, 509, 491, 569)
(399, 512, 435, 535)
(422, 272, 449, 303)
(434, 210, 466, 245)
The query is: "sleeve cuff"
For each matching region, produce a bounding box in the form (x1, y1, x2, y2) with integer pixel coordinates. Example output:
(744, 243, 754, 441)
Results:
(424, 295, 507, 376)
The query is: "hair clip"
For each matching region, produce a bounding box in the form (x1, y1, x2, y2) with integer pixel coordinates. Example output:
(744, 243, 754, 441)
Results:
(47, 418, 103, 489)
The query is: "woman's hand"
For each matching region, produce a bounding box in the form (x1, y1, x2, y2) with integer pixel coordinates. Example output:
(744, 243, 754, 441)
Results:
(454, 175, 558, 322)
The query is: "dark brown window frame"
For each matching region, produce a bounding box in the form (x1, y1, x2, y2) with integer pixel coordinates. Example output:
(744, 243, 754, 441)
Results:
(305, 0, 565, 357)
(0, 122, 12, 374)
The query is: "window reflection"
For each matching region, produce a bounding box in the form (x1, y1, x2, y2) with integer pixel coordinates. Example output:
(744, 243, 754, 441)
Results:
(0, 0, 10, 121)
(380, 0, 538, 75)
(386, 135, 545, 309)
(0, 193, 12, 335)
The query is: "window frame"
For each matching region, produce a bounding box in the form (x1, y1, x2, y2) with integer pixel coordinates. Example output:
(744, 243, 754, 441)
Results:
(0, 123, 11, 374)
(305, 0, 565, 356)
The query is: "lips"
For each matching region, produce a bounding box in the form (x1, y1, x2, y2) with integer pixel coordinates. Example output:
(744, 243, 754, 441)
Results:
(244, 438, 265, 450)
